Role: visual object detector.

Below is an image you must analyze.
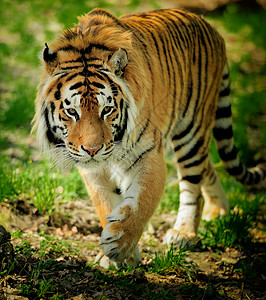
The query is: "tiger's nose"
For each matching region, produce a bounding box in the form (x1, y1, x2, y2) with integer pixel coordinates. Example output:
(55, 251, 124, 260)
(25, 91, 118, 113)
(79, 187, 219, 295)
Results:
(81, 145, 102, 157)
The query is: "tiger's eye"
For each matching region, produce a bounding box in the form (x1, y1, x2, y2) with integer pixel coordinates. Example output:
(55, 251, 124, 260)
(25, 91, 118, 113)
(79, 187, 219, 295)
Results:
(67, 108, 77, 115)
(101, 106, 113, 119)
(103, 106, 112, 114)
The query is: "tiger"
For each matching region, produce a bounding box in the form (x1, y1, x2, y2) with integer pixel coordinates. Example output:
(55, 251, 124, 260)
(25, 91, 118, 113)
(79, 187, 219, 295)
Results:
(32, 8, 265, 268)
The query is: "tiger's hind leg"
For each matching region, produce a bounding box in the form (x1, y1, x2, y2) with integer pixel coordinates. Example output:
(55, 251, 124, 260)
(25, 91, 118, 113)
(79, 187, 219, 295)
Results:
(163, 134, 209, 246)
(201, 159, 229, 221)
(163, 152, 229, 246)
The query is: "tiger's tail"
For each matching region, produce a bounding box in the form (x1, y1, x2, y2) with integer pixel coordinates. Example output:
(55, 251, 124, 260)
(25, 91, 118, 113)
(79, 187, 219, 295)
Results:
(213, 64, 265, 187)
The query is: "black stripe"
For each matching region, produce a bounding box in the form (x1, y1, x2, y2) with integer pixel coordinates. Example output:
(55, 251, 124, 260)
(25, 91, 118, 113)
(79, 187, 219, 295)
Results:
(114, 102, 128, 142)
(86, 63, 104, 69)
(173, 125, 201, 152)
(83, 70, 106, 81)
(174, 144, 183, 152)
(172, 120, 194, 141)
(57, 45, 77, 52)
(65, 70, 106, 82)
(61, 66, 81, 70)
(213, 126, 233, 141)
(239, 169, 261, 185)
(57, 43, 111, 54)
(55, 72, 68, 79)
(44, 108, 64, 145)
(114, 188, 122, 194)
(90, 82, 105, 89)
(60, 117, 68, 122)
(111, 84, 118, 96)
(69, 82, 83, 90)
(54, 82, 62, 100)
(61, 57, 83, 64)
(182, 175, 202, 184)
(240, 169, 248, 184)
(71, 91, 82, 98)
(243, 170, 261, 185)
(64, 99, 70, 105)
(50, 102, 55, 121)
(226, 164, 244, 176)
(54, 91, 60, 100)
(84, 43, 110, 53)
(208, 171, 217, 186)
(250, 171, 261, 184)
(245, 172, 253, 185)
(215, 105, 232, 119)
(66, 73, 79, 82)
(219, 86, 230, 97)
(178, 138, 204, 163)
(218, 146, 238, 162)
(184, 154, 207, 168)
(127, 145, 155, 170)
(223, 72, 229, 80)
(135, 118, 150, 143)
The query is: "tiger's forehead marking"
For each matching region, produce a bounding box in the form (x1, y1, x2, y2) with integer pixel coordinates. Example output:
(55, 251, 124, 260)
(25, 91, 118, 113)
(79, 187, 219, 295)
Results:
(96, 85, 115, 107)
(63, 85, 82, 108)
(61, 82, 115, 111)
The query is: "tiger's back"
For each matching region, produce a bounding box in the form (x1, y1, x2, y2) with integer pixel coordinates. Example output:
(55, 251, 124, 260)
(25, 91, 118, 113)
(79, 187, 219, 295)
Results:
(123, 9, 226, 135)
(33, 8, 265, 268)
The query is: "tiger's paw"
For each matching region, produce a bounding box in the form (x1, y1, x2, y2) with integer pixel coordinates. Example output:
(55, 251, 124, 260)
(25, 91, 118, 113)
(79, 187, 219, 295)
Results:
(202, 205, 227, 221)
(163, 228, 196, 247)
(100, 207, 141, 266)
(100, 221, 126, 262)
(95, 247, 141, 269)
(94, 251, 122, 269)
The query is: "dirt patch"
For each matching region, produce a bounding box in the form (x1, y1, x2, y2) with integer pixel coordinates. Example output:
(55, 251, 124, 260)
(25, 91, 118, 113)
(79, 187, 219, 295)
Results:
(0, 198, 266, 299)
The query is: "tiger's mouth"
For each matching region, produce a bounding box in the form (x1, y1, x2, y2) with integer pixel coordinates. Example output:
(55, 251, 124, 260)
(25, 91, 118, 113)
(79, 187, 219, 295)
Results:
(50, 137, 116, 169)
(66, 144, 114, 165)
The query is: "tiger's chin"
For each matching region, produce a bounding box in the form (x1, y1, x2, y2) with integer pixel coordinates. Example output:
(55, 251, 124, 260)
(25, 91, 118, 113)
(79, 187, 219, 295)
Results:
(76, 159, 101, 169)
(75, 154, 113, 169)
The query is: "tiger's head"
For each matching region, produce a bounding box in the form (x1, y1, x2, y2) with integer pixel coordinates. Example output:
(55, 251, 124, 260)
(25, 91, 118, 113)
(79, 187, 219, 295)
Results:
(33, 9, 149, 168)
(33, 44, 139, 168)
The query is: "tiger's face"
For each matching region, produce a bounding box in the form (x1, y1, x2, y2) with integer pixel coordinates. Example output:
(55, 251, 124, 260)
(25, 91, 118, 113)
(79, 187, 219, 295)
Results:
(36, 46, 136, 168)
(48, 80, 122, 165)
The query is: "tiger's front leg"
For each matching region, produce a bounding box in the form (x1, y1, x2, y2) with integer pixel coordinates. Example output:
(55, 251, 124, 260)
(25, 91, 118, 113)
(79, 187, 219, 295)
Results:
(99, 149, 167, 266)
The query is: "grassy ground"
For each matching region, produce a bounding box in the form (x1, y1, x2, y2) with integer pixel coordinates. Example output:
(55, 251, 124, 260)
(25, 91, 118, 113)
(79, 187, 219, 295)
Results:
(0, 1, 265, 299)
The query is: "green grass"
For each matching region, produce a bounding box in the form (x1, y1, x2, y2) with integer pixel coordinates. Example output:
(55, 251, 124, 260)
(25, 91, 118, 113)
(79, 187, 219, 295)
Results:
(199, 212, 254, 249)
(0, 154, 87, 214)
(149, 243, 197, 281)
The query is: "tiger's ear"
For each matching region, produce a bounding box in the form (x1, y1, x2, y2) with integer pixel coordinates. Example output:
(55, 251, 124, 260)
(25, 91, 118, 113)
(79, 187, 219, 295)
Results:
(108, 48, 128, 77)
(43, 43, 58, 73)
